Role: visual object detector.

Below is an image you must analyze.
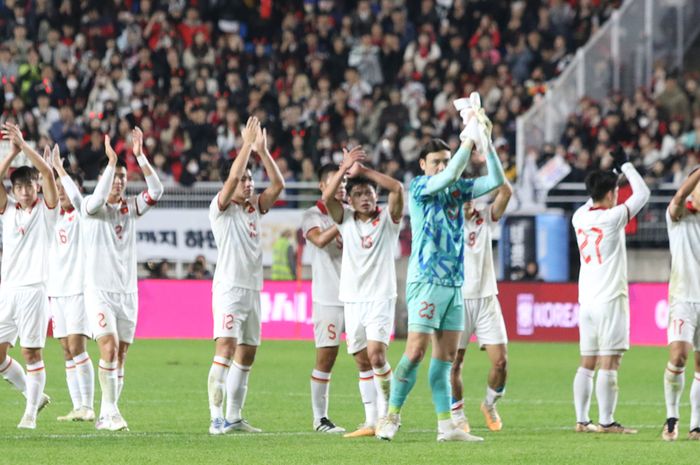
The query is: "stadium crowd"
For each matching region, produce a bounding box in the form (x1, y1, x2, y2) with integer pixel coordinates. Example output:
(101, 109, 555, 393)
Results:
(0, 0, 625, 187)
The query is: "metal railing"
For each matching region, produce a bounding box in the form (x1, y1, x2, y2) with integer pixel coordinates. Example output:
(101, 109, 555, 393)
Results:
(516, 0, 700, 181)
(546, 181, 675, 246)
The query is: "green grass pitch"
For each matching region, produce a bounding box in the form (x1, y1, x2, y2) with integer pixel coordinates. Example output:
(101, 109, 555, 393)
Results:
(1, 340, 698, 464)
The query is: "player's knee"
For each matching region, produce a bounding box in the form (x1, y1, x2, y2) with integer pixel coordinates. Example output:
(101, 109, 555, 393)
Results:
(670, 352, 687, 368)
(368, 352, 386, 369)
(494, 356, 508, 373)
(405, 347, 426, 364)
(21, 348, 42, 365)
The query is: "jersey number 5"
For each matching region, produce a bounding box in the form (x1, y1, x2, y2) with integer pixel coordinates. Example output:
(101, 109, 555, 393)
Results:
(577, 227, 604, 264)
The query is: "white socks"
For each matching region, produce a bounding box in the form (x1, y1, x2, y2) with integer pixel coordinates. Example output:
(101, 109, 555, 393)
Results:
(226, 362, 251, 423)
(373, 363, 392, 419)
(358, 370, 377, 427)
(451, 399, 466, 423)
(98, 359, 119, 418)
(310, 370, 331, 422)
(485, 385, 505, 406)
(573, 367, 594, 423)
(25, 361, 46, 418)
(691, 373, 700, 430)
(74, 352, 94, 410)
(596, 369, 618, 425)
(664, 362, 685, 419)
(207, 356, 231, 419)
(117, 367, 125, 401)
(0, 356, 27, 396)
(65, 360, 82, 410)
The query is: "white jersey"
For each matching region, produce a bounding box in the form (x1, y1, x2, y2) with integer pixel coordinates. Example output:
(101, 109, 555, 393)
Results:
(81, 193, 154, 293)
(48, 206, 83, 297)
(572, 203, 630, 306)
(337, 206, 400, 303)
(301, 201, 343, 306)
(462, 206, 498, 299)
(667, 204, 700, 303)
(210, 193, 263, 292)
(0, 198, 58, 288)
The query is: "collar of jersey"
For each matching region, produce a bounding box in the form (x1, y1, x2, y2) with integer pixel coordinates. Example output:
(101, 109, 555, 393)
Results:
(16, 197, 39, 211)
(60, 205, 75, 215)
(589, 206, 609, 211)
(316, 200, 328, 215)
(687, 200, 699, 214)
(354, 206, 381, 222)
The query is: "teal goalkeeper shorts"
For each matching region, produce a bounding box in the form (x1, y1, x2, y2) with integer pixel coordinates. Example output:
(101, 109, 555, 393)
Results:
(406, 282, 464, 333)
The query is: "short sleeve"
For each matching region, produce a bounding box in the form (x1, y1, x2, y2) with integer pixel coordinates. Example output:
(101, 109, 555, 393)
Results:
(42, 201, 59, 229)
(301, 209, 323, 238)
(209, 193, 225, 221)
(382, 207, 401, 235)
(0, 196, 16, 215)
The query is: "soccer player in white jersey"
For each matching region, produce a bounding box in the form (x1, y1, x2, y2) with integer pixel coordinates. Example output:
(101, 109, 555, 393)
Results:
(0, 122, 58, 429)
(450, 180, 512, 433)
(321, 147, 404, 438)
(48, 145, 95, 422)
(301, 163, 346, 434)
(81, 128, 164, 431)
(207, 117, 285, 435)
(661, 166, 700, 441)
(572, 146, 649, 434)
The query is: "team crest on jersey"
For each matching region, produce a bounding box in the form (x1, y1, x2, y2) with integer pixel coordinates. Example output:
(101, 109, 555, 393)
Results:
(120, 200, 129, 214)
(476, 218, 484, 225)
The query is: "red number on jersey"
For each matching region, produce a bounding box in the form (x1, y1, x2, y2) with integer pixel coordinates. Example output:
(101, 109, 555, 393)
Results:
(576, 228, 604, 264)
(115, 225, 123, 240)
(361, 236, 373, 249)
(468, 231, 477, 247)
(223, 314, 234, 330)
(58, 229, 68, 244)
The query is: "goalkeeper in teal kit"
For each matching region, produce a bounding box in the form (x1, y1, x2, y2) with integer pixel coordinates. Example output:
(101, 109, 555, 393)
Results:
(376, 95, 506, 442)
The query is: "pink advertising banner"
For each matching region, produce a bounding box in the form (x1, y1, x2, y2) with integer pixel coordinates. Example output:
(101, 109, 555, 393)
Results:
(135, 280, 315, 340)
(133, 280, 671, 346)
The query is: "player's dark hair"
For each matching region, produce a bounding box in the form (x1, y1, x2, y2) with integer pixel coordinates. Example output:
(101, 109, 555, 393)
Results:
(419, 138, 450, 160)
(317, 163, 339, 182)
(98, 157, 127, 174)
(54, 167, 84, 189)
(346, 176, 377, 195)
(219, 158, 253, 182)
(10, 166, 39, 186)
(585, 170, 618, 201)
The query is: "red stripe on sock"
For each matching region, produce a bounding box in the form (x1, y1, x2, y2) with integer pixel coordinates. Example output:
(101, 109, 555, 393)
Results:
(75, 358, 91, 366)
(212, 361, 231, 368)
(452, 403, 464, 411)
(667, 367, 684, 375)
(374, 369, 392, 378)
(98, 365, 117, 372)
(27, 366, 44, 373)
(311, 376, 330, 383)
(0, 358, 12, 373)
(359, 376, 373, 381)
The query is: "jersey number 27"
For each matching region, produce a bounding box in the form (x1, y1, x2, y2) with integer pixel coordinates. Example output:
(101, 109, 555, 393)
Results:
(576, 228, 604, 264)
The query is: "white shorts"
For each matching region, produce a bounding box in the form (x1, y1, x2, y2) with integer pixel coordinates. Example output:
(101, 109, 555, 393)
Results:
(667, 301, 700, 350)
(459, 296, 508, 349)
(85, 289, 138, 344)
(0, 286, 49, 348)
(312, 303, 344, 348)
(344, 299, 395, 354)
(212, 285, 261, 346)
(50, 294, 90, 339)
(579, 295, 629, 356)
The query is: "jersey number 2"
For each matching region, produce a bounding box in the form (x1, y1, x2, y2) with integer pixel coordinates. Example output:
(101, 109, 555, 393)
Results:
(577, 228, 604, 264)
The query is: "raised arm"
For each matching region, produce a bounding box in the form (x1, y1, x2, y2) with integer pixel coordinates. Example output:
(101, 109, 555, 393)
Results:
(0, 137, 21, 212)
(349, 162, 404, 222)
(254, 127, 285, 213)
(85, 135, 117, 215)
(610, 146, 650, 219)
(306, 224, 340, 248)
(4, 123, 58, 208)
(132, 127, 164, 202)
(490, 180, 513, 221)
(472, 141, 506, 198)
(51, 144, 82, 209)
(322, 146, 367, 223)
(668, 166, 700, 221)
(219, 117, 258, 210)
